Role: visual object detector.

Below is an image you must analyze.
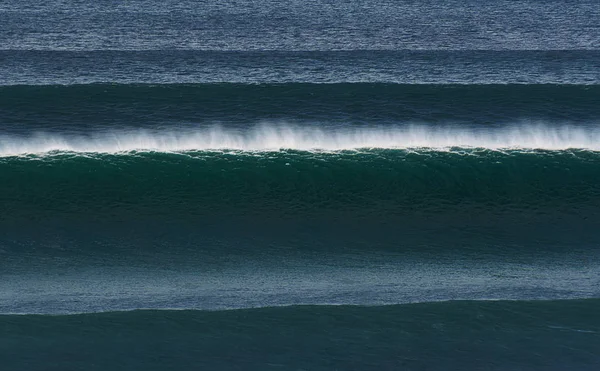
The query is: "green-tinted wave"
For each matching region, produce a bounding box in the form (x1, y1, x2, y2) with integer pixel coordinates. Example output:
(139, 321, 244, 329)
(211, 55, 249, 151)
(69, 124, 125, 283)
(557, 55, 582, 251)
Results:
(2, 149, 600, 220)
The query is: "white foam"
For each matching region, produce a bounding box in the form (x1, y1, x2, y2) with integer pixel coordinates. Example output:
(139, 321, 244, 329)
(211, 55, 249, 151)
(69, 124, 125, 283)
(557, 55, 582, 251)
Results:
(2, 124, 600, 156)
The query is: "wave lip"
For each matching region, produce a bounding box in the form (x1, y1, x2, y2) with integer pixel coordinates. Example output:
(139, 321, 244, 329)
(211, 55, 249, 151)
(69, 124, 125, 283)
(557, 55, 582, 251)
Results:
(2, 124, 600, 156)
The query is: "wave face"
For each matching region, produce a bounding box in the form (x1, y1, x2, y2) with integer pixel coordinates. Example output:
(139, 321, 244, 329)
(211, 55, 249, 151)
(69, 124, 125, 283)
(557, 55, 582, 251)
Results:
(3, 147, 600, 218)
(4, 142, 600, 315)
(2, 300, 600, 371)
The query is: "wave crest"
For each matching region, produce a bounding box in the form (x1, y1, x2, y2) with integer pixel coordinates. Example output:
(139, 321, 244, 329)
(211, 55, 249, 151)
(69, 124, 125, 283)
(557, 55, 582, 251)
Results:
(2, 124, 600, 155)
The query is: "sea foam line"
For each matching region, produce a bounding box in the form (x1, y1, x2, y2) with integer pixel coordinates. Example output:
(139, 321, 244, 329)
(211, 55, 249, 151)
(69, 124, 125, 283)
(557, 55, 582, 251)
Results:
(2, 124, 600, 155)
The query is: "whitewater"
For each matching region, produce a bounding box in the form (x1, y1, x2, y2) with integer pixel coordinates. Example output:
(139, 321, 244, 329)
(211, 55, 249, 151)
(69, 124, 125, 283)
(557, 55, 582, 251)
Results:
(2, 124, 600, 155)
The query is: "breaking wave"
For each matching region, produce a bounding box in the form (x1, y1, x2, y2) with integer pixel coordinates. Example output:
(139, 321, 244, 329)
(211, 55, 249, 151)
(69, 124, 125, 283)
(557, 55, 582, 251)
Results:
(2, 124, 600, 156)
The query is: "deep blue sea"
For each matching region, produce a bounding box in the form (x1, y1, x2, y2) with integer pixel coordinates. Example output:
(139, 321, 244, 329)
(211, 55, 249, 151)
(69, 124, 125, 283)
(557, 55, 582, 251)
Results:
(1, 1, 600, 370)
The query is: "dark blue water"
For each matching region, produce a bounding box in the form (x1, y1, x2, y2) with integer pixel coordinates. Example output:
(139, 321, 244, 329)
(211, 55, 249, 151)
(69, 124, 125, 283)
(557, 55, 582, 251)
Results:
(1, 0, 600, 370)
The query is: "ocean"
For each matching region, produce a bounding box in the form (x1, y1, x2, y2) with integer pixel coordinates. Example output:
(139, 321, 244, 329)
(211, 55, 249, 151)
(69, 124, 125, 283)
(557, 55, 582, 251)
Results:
(1, 0, 600, 370)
